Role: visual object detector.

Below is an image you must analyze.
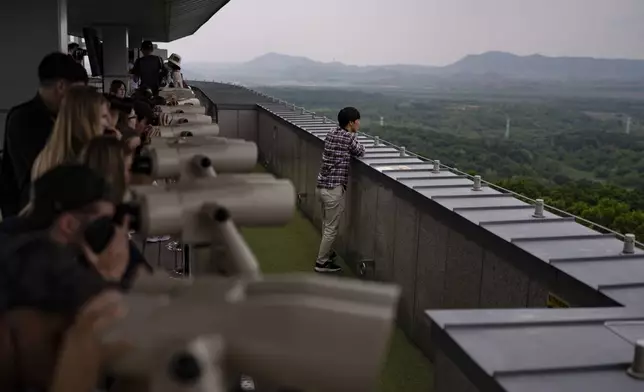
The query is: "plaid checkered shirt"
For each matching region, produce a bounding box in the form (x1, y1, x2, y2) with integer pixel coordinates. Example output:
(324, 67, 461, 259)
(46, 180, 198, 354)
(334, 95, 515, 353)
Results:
(317, 127, 365, 189)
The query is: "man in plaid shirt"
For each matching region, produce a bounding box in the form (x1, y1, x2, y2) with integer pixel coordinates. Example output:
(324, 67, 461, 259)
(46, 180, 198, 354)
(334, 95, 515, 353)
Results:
(314, 107, 365, 273)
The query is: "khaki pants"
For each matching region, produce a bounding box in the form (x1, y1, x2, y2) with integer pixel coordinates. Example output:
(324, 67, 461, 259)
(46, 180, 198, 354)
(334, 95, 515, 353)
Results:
(315, 186, 345, 264)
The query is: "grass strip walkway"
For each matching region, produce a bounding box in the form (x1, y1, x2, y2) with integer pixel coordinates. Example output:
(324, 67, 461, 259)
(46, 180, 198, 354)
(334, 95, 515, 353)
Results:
(241, 211, 433, 391)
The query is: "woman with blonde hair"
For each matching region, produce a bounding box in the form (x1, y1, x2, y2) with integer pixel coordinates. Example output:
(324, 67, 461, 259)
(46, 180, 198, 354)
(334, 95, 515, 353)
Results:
(31, 86, 111, 181)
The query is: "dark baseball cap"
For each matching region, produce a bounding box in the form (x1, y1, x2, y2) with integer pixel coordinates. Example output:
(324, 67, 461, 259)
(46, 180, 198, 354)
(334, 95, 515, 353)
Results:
(141, 40, 154, 51)
(28, 164, 113, 227)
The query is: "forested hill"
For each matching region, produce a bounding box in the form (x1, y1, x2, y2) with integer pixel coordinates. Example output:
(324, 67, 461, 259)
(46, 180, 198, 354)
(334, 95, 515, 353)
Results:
(445, 51, 644, 81)
(184, 52, 644, 94)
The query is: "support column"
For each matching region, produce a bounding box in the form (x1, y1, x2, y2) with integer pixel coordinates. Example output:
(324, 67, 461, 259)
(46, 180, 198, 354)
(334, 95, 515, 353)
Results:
(127, 30, 144, 92)
(128, 30, 143, 61)
(100, 26, 129, 94)
(0, 0, 67, 145)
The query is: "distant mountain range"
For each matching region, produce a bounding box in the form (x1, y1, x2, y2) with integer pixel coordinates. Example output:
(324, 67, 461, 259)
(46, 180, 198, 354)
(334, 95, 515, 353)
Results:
(183, 51, 644, 91)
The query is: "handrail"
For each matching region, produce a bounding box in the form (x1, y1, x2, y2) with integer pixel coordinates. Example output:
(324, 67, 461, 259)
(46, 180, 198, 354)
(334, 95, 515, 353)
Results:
(211, 81, 644, 250)
(356, 130, 644, 249)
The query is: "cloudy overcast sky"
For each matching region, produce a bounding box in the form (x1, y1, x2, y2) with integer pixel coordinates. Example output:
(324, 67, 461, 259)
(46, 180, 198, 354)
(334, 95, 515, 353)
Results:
(159, 0, 644, 66)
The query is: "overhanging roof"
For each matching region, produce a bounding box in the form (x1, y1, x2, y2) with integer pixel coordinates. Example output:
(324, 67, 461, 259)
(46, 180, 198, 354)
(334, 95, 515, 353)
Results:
(68, 0, 231, 42)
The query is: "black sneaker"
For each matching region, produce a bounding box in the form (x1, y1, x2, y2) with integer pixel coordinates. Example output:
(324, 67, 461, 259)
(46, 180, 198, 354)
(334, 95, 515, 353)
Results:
(315, 261, 342, 273)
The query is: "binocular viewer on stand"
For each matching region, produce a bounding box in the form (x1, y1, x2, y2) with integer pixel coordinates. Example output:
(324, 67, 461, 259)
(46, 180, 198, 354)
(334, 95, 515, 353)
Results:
(151, 124, 220, 138)
(159, 87, 197, 101)
(130, 174, 295, 247)
(104, 273, 401, 392)
(133, 137, 257, 179)
(158, 112, 213, 126)
(157, 105, 206, 115)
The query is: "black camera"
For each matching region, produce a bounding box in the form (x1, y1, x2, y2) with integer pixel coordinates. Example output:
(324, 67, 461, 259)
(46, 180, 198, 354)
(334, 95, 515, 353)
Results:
(70, 47, 87, 62)
(84, 203, 141, 254)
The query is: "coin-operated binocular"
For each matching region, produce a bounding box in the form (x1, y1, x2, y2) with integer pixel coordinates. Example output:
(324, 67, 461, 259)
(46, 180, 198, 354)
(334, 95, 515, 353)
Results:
(157, 105, 206, 115)
(129, 174, 295, 278)
(103, 273, 401, 392)
(153, 124, 220, 138)
(132, 137, 257, 180)
(159, 87, 196, 101)
(132, 175, 295, 244)
(176, 97, 201, 106)
(158, 112, 213, 126)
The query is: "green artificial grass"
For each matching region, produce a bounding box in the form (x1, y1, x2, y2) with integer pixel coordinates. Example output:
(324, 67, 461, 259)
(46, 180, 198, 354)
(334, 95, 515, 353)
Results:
(241, 211, 434, 392)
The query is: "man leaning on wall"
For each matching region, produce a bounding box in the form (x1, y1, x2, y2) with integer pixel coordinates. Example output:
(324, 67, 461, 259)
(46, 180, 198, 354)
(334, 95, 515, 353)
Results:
(314, 107, 365, 273)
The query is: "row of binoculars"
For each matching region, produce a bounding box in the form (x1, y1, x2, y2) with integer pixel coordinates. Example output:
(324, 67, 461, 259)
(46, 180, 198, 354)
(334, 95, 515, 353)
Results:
(127, 88, 293, 244)
(129, 132, 291, 244)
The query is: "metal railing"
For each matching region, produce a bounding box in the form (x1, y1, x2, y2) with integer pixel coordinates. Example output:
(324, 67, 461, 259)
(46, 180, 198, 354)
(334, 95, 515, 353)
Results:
(205, 81, 644, 250)
(357, 131, 644, 249)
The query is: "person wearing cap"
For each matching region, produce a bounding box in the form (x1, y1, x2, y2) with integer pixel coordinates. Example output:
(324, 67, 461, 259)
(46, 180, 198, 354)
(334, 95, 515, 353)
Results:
(130, 40, 166, 96)
(0, 164, 131, 315)
(166, 53, 187, 89)
(0, 52, 88, 219)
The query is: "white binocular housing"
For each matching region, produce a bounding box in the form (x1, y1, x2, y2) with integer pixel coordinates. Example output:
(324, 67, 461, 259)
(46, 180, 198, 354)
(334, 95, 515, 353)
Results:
(130, 174, 295, 243)
(159, 87, 195, 101)
(105, 274, 401, 392)
(160, 112, 212, 126)
(154, 124, 220, 138)
(137, 137, 257, 179)
(177, 97, 201, 106)
(157, 105, 206, 115)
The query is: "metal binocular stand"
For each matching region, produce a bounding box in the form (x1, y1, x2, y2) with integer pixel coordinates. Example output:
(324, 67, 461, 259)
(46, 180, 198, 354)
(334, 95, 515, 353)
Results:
(114, 94, 401, 391)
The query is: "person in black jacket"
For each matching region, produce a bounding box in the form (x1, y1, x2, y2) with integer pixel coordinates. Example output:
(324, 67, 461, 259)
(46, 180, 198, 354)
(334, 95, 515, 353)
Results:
(0, 52, 88, 219)
(130, 40, 166, 96)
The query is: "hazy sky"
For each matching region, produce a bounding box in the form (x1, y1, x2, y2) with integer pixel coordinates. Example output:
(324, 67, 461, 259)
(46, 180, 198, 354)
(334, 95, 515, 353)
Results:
(159, 0, 644, 66)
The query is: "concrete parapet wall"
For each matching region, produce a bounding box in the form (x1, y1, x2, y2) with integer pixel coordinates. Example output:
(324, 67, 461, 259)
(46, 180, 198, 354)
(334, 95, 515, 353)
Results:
(216, 109, 258, 141)
(254, 109, 567, 357)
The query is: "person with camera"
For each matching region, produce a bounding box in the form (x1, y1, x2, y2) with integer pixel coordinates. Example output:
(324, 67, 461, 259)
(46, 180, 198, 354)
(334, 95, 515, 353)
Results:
(67, 42, 87, 65)
(0, 53, 88, 219)
(0, 164, 131, 314)
(81, 136, 154, 287)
